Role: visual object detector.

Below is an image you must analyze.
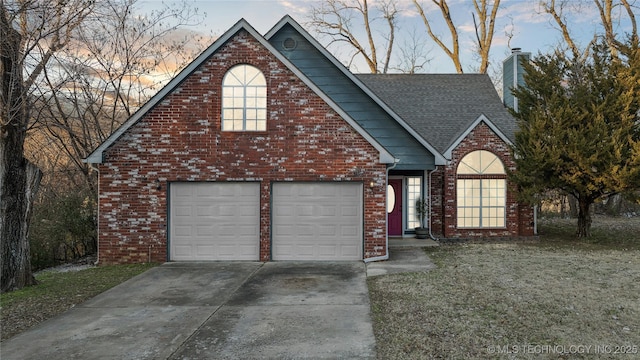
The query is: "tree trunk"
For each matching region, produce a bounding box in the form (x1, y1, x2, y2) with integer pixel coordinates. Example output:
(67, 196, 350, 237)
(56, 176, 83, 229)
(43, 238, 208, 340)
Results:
(576, 197, 593, 238)
(568, 194, 579, 218)
(1, 6, 41, 293)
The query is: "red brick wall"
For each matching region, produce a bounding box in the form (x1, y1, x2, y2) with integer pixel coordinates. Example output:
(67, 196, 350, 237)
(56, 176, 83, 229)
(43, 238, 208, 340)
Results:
(430, 122, 534, 238)
(97, 30, 387, 264)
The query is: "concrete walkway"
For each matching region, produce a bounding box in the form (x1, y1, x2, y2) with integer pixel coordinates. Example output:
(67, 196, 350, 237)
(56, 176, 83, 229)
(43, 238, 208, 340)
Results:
(366, 238, 438, 277)
(1, 262, 376, 360)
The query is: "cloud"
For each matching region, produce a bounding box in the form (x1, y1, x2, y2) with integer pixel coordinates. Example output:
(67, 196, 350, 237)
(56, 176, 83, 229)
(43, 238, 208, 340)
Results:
(278, 0, 312, 15)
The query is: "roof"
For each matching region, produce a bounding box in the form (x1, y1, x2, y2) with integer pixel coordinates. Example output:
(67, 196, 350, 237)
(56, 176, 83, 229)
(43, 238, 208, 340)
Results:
(356, 74, 518, 155)
(84, 18, 394, 164)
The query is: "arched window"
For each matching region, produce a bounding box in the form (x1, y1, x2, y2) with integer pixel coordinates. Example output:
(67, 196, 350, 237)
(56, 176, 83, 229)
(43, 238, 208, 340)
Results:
(456, 150, 506, 228)
(222, 64, 266, 131)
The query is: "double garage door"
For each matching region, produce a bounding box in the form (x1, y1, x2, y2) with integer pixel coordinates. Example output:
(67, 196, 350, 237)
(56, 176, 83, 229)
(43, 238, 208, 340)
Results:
(169, 182, 362, 261)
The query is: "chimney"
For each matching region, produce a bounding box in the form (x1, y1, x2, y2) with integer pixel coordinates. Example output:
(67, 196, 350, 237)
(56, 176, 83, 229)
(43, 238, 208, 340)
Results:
(503, 48, 530, 112)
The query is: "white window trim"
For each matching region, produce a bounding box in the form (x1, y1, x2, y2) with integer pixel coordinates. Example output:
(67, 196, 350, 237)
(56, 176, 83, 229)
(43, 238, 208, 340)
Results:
(456, 150, 507, 229)
(222, 64, 267, 131)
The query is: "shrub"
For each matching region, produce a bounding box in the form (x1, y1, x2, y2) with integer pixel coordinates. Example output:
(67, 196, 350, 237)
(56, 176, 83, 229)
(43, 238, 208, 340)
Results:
(29, 189, 96, 270)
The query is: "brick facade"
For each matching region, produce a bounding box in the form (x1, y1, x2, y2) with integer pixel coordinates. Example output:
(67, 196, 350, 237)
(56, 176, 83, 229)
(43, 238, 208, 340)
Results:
(96, 30, 387, 264)
(430, 122, 534, 238)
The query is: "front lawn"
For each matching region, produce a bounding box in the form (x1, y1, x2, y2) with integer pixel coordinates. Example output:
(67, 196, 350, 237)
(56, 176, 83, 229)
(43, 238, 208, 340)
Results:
(0, 263, 157, 341)
(369, 216, 640, 359)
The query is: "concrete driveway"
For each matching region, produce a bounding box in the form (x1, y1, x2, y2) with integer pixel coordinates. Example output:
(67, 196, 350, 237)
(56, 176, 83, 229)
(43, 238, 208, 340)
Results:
(1, 262, 376, 359)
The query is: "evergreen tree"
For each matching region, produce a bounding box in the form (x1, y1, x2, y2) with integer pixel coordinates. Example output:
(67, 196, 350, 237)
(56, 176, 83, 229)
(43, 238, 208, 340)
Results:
(510, 38, 640, 238)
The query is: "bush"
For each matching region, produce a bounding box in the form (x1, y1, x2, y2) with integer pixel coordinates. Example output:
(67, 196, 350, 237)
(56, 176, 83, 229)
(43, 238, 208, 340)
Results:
(29, 189, 96, 270)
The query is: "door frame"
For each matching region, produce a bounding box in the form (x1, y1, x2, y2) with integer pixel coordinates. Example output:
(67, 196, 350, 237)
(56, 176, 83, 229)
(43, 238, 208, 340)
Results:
(388, 176, 406, 237)
(387, 174, 426, 237)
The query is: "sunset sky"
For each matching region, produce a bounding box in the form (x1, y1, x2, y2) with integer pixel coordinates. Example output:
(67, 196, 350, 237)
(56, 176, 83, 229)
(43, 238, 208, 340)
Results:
(137, 0, 637, 74)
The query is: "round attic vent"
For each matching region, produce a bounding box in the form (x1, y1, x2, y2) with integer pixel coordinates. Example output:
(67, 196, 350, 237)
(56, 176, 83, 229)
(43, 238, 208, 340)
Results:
(282, 37, 297, 51)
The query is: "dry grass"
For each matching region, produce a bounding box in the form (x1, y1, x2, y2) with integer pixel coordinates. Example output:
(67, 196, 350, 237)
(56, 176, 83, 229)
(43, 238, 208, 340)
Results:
(0, 263, 157, 341)
(369, 216, 640, 359)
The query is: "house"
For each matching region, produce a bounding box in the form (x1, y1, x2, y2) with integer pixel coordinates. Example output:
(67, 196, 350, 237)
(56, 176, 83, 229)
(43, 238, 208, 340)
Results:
(84, 16, 534, 264)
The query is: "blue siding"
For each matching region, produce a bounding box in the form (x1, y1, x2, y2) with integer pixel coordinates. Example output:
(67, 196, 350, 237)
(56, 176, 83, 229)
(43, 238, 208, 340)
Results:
(268, 25, 435, 170)
(503, 52, 530, 111)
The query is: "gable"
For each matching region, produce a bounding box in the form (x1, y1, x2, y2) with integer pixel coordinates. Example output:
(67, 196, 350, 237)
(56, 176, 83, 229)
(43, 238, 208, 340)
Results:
(443, 115, 513, 159)
(84, 19, 393, 165)
(266, 18, 444, 169)
(357, 74, 518, 157)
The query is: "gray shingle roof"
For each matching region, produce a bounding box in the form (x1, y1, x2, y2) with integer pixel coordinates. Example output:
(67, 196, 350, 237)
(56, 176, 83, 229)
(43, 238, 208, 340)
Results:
(356, 73, 517, 154)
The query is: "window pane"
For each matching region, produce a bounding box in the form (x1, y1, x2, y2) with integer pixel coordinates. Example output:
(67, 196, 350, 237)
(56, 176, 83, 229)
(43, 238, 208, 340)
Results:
(224, 73, 242, 86)
(256, 119, 266, 131)
(245, 66, 260, 82)
(407, 177, 422, 229)
(222, 109, 234, 120)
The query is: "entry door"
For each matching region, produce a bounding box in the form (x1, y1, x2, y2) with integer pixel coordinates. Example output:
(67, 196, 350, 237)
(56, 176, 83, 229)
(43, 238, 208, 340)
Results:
(388, 179, 403, 236)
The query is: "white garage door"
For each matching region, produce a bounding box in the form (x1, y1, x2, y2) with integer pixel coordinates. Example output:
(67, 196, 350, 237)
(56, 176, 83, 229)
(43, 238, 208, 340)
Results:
(169, 182, 260, 261)
(272, 182, 363, 261)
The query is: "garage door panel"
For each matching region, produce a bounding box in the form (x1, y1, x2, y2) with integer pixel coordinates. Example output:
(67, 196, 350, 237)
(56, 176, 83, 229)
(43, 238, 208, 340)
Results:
(174, 205, 193, 217)
(319, 226, 337, 236)
(272, 183, 363, 261)
(341, 225, 359, 236)
(318, 246, 337, 257)
(170, 182, 260, 261)
(174, 225, 192, 237)
(196, 225, 214, 236)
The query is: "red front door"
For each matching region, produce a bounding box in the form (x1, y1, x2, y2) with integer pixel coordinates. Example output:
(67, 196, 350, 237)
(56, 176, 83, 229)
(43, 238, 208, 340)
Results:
(388, 179, 403, 236)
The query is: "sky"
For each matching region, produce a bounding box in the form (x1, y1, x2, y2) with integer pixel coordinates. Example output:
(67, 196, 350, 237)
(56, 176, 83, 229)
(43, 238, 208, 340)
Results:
(137, 0, 637, 75)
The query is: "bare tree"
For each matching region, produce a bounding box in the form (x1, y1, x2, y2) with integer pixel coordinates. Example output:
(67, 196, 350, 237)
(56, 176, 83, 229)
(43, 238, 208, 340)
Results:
(541, 0, 638, 62)
(412, 0, 461, 73)
(308, 0, 400, 73)
(541, 0, 592, 61)
(412, 0, 501, 74)
(1, 0, 93, 293)
(594, 0, 638, 56)
(390, 26, 432, 73)
(472, 0, 500, 73)
(31, 0, 205, 194)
